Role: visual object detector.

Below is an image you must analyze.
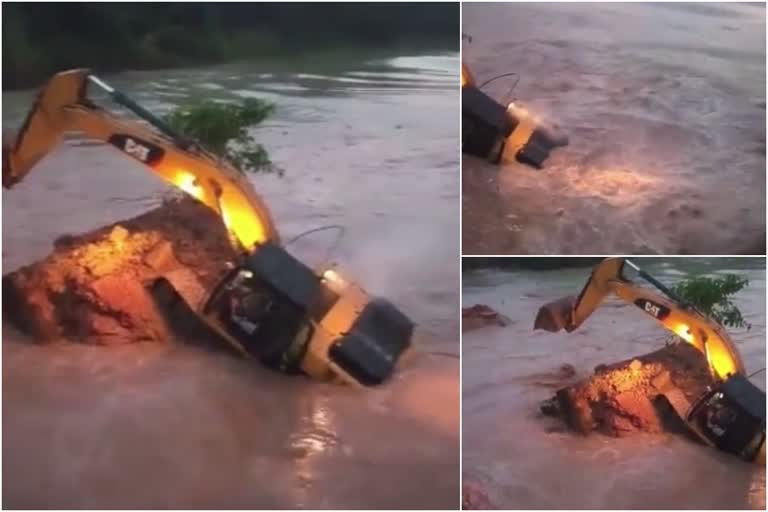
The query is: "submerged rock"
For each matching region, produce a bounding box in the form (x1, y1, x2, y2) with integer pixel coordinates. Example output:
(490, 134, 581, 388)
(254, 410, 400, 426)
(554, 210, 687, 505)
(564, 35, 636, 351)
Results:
(3, 197, 237, 344)
(462, 304, 511, 332)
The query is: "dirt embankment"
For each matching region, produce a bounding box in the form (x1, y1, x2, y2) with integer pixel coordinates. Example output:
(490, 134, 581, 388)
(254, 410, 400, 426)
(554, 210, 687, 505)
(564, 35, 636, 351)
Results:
(543, 342, 714, 437)
(3, 197, 236, 345)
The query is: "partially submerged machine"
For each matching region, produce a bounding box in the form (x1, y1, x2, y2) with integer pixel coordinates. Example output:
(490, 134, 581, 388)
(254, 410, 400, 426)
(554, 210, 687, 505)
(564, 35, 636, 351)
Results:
(461, 60, 568, 168)
(3, 69, 413, 387)
(535, 258, 766, 463)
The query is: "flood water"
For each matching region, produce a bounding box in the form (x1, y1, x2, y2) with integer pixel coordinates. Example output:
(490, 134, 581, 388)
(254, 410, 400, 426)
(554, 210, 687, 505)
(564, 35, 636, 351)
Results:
(462, 2, 766, 255)
(2, 51, 460, 509)
(463, 258, 766, 509)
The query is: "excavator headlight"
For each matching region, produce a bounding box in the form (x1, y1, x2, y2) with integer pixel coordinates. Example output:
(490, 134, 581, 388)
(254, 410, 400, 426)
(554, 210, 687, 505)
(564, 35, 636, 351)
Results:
(322, 268, 346, 287)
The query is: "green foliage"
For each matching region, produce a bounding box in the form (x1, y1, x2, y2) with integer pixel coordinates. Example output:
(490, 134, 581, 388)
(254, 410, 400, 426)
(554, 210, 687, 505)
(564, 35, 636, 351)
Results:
(165, 98, 279, 175)
(671, 274, 751, 329)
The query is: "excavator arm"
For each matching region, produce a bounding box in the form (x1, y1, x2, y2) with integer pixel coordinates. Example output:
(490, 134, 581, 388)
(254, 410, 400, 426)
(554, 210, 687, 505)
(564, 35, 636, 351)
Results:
(3, 69, 279, 250)
(534, 257, 745, 380)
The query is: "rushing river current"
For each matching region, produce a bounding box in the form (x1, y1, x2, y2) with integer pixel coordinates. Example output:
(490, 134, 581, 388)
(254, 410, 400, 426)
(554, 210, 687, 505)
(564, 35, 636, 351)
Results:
(463, 3, 766, 255)
(463, 258, 766, 509)
(2, 52, 460, 509)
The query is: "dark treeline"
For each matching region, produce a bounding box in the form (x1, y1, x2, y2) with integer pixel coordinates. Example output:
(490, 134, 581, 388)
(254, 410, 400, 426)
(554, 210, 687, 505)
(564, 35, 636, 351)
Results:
(3, 2, 458, 90)
(462, 258, 603, 271)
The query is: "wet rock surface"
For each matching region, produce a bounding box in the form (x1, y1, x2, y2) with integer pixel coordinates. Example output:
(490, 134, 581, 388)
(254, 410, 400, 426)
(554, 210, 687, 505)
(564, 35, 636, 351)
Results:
(544, 342, 714, 436)
(462, 304, 511, 332)
(3, 197, 237, 345)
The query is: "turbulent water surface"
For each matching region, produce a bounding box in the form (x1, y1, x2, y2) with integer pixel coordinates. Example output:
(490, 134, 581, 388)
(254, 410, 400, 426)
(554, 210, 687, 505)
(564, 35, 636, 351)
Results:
(2, 52, 460, 509)
(463, 3, 766, 254)
(463, 258, 766, 509)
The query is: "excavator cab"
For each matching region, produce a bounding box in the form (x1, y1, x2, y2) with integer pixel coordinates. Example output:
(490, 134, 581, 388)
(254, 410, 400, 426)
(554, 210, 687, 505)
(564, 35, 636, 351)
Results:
(203, 243, 414, 386)
(687, 375, 766, 463)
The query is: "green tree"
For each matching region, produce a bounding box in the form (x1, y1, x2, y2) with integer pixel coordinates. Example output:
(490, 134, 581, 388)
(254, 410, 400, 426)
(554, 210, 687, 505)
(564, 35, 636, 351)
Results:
(165, 98, 280, 175)
(672, 274, 751, 329)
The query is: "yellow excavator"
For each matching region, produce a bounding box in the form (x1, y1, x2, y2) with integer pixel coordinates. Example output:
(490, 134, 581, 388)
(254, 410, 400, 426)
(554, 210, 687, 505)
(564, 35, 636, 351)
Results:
(535, 258, 765, 463)
(461, 36, 568, 168)
(3, 69, 413, 387)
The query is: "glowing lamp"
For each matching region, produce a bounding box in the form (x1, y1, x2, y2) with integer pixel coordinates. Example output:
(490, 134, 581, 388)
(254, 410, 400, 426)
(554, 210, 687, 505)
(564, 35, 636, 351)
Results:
(322, 268, 345, 286)
(672, 322, 694, 343)
(174, 171, 203, 200)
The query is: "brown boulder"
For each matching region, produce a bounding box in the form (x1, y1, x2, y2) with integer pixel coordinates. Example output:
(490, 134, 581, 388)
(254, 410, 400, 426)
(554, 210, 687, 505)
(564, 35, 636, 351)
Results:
(462, 304, 511, 332)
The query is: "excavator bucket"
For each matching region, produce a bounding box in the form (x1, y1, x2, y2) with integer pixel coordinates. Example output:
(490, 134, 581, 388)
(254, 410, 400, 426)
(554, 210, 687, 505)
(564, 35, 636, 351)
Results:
(533, 295, 576, 332)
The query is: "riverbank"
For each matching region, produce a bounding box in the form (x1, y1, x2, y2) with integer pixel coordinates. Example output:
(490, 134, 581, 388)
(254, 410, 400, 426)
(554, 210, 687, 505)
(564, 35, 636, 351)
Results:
(462, 257, 602, 271)
(4, 36, 458, 92)
(3, 3, 458, 90)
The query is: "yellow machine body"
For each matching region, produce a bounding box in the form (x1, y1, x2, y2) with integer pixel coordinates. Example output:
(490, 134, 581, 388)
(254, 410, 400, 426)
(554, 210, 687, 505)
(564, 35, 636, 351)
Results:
(3, 69, 412, 386)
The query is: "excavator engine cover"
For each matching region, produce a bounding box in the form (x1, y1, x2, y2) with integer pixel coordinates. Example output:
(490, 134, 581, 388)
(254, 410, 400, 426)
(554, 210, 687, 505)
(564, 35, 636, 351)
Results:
(329, 297, 413, 386)
(687, 375, 766, 462)
(212, 243, 413, 385)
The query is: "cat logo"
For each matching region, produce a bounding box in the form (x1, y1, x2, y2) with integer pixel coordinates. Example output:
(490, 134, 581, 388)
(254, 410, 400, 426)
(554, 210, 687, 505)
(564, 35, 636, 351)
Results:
(644, 301, 661, 318)
(108, 134, 164, 165)
(634, 298, 670, 320)
(124, 138, 150, 162)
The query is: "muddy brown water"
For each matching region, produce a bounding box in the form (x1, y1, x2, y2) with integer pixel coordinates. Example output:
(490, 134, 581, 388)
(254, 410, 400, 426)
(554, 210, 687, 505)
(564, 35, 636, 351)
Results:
(463, 258, 766, 509)
(2, 52, 460, 509)
(463, 3, 766, 255)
